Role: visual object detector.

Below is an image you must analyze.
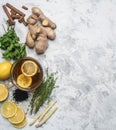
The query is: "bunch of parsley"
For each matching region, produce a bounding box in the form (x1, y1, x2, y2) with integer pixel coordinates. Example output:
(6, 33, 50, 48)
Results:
(0, 26, 26, 60)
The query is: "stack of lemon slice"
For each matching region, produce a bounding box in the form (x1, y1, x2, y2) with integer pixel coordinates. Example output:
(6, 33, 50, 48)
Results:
(1, 100, 27, 128)
(17, 60, 38, 89)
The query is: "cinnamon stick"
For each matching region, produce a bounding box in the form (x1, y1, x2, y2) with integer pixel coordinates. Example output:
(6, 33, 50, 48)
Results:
(6, 3, 25, 17)
(2, 5, 15, 25)
(10, 10, 16, 15)
(11, 14, 20, 19)
(18, 16, 28, 26)
(22, 19, 28, 26)
(22, 6, 28, 10)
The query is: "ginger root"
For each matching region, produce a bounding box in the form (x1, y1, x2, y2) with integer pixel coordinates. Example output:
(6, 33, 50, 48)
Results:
(38, 14, 56, 29)
(26, 7, 56, 54)
(39, 26, 56, 40)
(32, 7, 43, 16)
(35, 35, 48, 54)
(28, 24, 41, 40)
(26, 31, 35, 48)
(27, 14, 38, 25)
(27, 17, 37, 25)
(32, 7, 56, 29)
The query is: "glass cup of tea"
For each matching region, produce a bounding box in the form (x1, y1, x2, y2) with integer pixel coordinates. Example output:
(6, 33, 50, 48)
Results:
(10, 57, 43, 91)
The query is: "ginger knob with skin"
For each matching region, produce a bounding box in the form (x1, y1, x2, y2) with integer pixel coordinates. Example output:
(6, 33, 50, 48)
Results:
(37, 26, 56, 40)
(32, 7, 56, 29)
(40, 26, 56, 40)
(26, 31, 35, 48)
(27, 15, 38, 25)
(32, 7, 44, 16)
(38, 14, 56, 29)
(28, 24, 41, 40)
(35, 35, 48, 54)
(29, 14, 38, 20)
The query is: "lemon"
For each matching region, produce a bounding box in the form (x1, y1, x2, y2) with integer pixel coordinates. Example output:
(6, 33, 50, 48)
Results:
(0, 84, 8, 102)
(21, 60, 38, 77)
(1, 101, 17, 118)
(0, 61, 12, 80)
(13, 116, 27, 128)
(9, 106, 25, 124)
(17, 74, 32, 88)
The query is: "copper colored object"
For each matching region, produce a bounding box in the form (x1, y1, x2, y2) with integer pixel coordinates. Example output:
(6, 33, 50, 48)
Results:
(3, 5, 15, 25)
(6, 3, 25, 17)
(18, 16, 24, 23)
(3, 3, 27, 26)
(11, 14, 20, 19)
(7, 19, 15, 25)
(10, 10, 16, 15)
(18, 16, 28, 26)
(23, 20, 28, 26)
(22, 6, 28, 10)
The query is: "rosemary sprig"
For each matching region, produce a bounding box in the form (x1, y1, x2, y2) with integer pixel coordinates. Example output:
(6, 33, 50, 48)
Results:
(30, 69, 57, 114)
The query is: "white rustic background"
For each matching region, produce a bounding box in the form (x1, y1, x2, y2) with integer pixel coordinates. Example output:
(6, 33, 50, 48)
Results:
(0, 0, 116, 130)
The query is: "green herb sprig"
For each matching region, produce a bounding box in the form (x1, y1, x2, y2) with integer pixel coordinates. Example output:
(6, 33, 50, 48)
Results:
(30, 69, 57, 114)
(0, 26, 26, 60)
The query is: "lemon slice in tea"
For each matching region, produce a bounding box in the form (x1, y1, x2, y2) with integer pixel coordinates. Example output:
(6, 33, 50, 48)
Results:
(9, 106, 25, 124)
(17, 74, 32, 88)
(0, 84, 8, 102)
(21, 60, 38, 77)
(13, 116, 27, 128)
(1, 101, 17, 118)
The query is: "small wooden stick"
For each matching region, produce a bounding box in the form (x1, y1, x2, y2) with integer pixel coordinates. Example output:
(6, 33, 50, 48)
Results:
(35, 107, 58, 128)
(6, 3, 25, 17)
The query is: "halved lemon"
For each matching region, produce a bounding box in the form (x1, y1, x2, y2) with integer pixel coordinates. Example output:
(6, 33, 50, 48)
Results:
(0, 84, 8, 102)
(21, 60, 38, 77)
(9, 106, 25, 124)
(1, 101, 17, 118)
(17, 74, 32, 88)
(13, 116, 27, 128)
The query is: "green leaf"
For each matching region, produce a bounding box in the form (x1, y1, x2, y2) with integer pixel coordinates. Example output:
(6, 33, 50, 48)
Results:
(0, 25, 27, 60)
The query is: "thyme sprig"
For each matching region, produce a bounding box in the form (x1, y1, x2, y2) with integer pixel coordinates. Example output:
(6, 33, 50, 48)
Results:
(30, 69, 57, 114)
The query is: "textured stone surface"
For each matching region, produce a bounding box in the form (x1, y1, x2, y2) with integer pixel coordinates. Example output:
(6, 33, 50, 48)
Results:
(0, 0, 116, 130)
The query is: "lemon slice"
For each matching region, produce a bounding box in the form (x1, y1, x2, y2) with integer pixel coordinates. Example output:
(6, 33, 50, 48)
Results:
(9, 106, 25, 124)
(0, 84, 8, 102)
(21, 60, 38, 77)
(1, 101, 17, 118)
(17, 74, 32, 88)
(13, 116, 27, 128)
